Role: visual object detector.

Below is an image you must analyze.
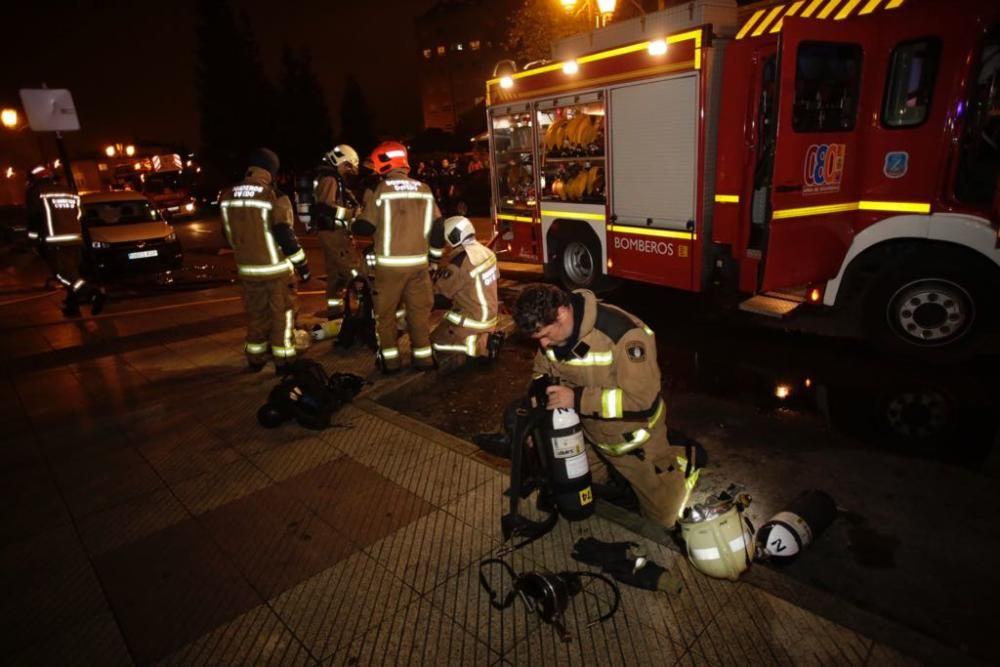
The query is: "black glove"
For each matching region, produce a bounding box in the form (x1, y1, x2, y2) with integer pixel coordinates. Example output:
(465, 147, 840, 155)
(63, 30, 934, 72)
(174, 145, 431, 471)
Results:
(604, 560, 683, 594)
(571, 537, 642, 568)
(297, 263, 311, 282)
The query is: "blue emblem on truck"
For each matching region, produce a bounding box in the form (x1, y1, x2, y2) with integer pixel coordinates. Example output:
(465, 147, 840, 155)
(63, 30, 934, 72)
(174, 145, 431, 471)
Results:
(883, 151, 909, 179)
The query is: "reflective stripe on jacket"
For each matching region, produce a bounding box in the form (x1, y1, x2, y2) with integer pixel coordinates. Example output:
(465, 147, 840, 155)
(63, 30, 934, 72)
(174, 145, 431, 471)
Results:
(38, 185, 82, 245)
(358, 169, 442, 268)
(220, 168, 304, 281)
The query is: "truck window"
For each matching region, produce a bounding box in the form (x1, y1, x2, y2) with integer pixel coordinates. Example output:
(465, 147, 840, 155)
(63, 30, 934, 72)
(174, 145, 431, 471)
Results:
(882, 38, 940, 128)
(536, 98, 606, 204)
(490, 111, 536, 211)
(954, 25, 1000, 207)
(793, 42, 862, 133)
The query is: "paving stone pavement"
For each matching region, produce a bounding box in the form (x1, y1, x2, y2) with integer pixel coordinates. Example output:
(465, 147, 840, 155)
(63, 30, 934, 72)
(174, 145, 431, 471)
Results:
(0, 293, 940, 666)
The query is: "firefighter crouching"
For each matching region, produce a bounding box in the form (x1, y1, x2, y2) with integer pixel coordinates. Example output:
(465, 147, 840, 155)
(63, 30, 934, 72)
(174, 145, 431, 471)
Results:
(514, 284, 700, 530)
(313, 144, 362, 319)
(432, 216, 499, 360)
(220, 148, 310, 374)
(352, 141, 444, 374)
(25, 167, 106, 317)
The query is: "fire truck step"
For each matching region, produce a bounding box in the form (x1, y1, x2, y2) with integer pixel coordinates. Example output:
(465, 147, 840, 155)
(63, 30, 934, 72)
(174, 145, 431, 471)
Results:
(738, 294, 802, 318)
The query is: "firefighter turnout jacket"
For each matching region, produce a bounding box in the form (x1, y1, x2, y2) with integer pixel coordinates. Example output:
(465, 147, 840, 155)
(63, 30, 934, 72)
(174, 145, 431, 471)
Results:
(354, 168, 444, 268)
(531, 290, 692, 528)
(432, 240, 499, 356)
(220, 167, 308, 281)
(313, 167, 357, 231)
(221, 167, 308, 366)
(32, 183, 82, 246)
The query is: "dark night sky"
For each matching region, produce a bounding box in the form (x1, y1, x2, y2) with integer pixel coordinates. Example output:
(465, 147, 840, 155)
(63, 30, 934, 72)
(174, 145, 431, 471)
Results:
(0, 0, 436, 161)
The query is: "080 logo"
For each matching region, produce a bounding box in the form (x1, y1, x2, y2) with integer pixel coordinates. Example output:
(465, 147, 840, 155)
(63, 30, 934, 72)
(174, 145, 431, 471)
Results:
(803, 143, 846, 194)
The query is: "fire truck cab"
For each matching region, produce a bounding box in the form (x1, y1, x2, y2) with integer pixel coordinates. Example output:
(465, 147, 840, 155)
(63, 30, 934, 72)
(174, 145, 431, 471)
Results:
(485, 0, 1000, 351)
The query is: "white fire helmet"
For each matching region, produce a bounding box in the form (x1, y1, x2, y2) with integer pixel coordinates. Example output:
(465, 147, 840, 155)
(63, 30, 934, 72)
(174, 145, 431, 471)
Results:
(325, 144, 359, 169)
(444, 216, 476, 247)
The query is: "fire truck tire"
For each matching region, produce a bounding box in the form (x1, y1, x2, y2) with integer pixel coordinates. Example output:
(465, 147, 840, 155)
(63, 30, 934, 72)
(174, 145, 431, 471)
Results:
(549, 230, 603, 292)
(863, 248, 994, 353)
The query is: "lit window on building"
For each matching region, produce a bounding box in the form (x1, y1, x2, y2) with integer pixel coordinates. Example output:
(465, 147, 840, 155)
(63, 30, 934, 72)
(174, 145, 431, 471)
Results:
(436, 45, 446, 56)
(423, 48, 432, 59)
(470, 40, 481, 51)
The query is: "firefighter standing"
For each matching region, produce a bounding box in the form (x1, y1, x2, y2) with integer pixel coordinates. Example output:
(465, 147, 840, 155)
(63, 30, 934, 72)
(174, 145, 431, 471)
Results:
(313, 144, 361, 319)
(220, 148, 310, 373)
(432, 216, 499, 359)
(353, 141, 444, 373)
(25, 167, 105, 317)
(514, 284, 699, 530)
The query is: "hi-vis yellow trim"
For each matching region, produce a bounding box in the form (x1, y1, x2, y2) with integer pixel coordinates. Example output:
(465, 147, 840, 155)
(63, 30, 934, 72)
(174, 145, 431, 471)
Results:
(596, 399, 665, 456)
(770, 0, 806, 33)
(735, 9, 767, 39)
(834, 0, 865, 19)
(546, 348, 614, 366)
(800, 0, 826, 17)
(609, 225, 696, 240)
(771, 200, 931, 219)
(601, 388, 624, 419)
(497, 213, 537, 223)
(714, 194, 740, 204)
(542, 209, 606, 221)
(736, 0, 905, 38)
(752, 5, 786, 36)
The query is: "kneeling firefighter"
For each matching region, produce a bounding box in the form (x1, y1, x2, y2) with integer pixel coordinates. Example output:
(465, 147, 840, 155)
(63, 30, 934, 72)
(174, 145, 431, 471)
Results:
(431, 216, 502, 360)
(513, 283, 701, 532)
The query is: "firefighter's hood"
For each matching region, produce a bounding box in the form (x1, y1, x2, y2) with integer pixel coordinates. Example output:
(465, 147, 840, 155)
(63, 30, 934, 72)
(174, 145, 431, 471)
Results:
(573, 289, 599, 339)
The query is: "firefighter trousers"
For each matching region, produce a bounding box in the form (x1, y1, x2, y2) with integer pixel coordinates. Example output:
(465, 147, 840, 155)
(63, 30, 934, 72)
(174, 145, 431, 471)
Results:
(431, 320, 488, 357)
(240, 278, 297, 365)
(372, 265, 433, 371)
(50, 245, 96, 309)
(318, 228, 357, 318)
(599, 421, 690, 530)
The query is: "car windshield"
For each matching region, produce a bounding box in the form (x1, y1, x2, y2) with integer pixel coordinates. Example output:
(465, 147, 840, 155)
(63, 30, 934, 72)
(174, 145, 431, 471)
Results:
(82, 200, 159, 225)
(143, 173, 184, 195)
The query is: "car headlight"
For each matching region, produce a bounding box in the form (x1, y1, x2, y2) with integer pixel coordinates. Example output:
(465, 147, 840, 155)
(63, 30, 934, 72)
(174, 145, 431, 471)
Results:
(184, 202, 195, 212)
(165, 231, 177, 242)
(91, 240, 111, 249)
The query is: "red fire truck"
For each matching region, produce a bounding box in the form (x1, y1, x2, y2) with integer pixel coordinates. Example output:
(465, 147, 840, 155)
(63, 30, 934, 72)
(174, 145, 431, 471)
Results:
(485, 0, 1000, 351)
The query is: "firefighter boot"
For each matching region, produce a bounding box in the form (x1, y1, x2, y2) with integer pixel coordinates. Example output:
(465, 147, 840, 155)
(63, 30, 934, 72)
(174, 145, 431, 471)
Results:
(62, 292, 81, 318)
(90, 288, 107, 316)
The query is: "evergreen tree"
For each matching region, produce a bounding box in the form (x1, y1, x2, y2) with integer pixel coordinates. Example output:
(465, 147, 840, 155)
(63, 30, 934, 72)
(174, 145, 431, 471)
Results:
(504, 0, 590, 63)
(277, 46, 333, 172)
(338, 74, 377, 157)
(195, 0, 276, 182)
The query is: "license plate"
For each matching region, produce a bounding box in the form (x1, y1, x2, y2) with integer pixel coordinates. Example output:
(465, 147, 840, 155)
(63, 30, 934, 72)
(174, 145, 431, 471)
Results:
(128, 249, 158, 260)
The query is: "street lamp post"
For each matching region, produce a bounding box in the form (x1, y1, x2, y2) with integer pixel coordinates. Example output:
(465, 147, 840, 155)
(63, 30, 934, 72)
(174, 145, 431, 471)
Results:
(560, 0, 617, 29)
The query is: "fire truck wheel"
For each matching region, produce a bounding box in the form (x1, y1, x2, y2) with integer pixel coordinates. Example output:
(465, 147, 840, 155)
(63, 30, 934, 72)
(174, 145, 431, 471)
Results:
(560, 237, 600, 290)
(864, 251, 991, 352)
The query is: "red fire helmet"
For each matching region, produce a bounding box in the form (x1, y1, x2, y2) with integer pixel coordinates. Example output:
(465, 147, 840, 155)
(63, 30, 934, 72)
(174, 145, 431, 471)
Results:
(370, 141, 409, 175)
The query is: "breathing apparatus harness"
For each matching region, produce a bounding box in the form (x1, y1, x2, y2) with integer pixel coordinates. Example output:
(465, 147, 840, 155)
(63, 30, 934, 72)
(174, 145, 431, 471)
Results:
(478, 558, 620, 643)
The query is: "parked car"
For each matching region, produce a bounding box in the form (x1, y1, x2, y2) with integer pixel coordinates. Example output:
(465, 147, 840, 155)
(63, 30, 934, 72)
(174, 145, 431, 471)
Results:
(80, 191, 183, 277)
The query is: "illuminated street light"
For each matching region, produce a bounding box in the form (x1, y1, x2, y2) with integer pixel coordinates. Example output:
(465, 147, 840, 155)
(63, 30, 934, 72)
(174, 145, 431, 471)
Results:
(1, 108, 19, 129)
(105, 145, 116, 158)
(125, 144, 136, 157)
(5, 167, 14, 179)
(561, 0, 577, 9)
(596, 0, 616, 12)
(560, 0, 618, 28)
